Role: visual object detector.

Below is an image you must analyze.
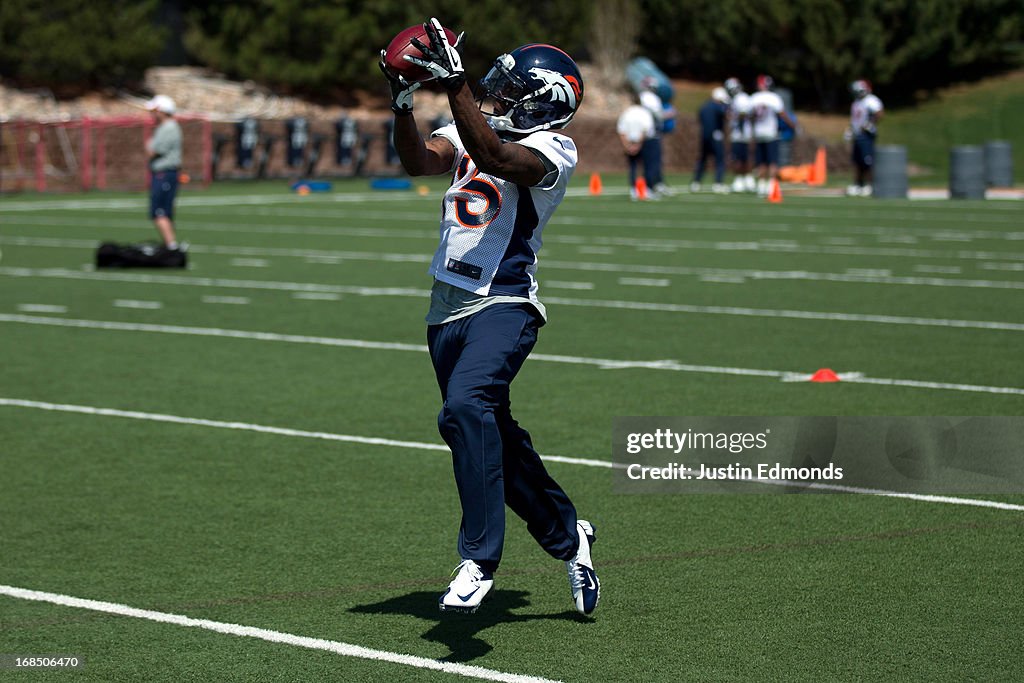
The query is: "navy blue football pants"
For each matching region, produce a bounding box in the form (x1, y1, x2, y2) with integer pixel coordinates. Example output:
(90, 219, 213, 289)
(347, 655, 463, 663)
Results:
(427, 303, 580, 572)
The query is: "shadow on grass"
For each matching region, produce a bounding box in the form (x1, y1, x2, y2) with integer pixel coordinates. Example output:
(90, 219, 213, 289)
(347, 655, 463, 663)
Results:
(349, 589, 584, 662)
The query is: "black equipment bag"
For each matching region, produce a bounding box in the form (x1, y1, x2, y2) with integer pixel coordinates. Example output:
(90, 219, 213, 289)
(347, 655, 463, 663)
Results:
(96, 242, 187, 269)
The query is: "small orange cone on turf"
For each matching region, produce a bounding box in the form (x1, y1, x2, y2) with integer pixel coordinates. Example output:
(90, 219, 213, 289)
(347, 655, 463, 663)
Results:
(634, 177, 648, 200)
(767, 178, 783, 203)
(807, 147, 827, 186)
(589, 173, 603, 196)
(810, 368, 840, 383)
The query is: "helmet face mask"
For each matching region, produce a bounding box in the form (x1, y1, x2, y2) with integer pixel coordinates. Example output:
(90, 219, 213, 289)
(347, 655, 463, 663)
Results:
(724, 77, 742, 97)
(476, 45, 584, 135)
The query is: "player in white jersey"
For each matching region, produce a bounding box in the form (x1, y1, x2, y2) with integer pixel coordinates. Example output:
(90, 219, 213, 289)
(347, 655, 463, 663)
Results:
(617, 93, 657, 199)
(846, 79, 884, 196)
(381, 18, 599, 617)
(748, 75, 796, 196)
(724, 77, 755, 192)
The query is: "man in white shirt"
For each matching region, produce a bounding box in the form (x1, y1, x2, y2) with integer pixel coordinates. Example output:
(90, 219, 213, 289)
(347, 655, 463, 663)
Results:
(617, 95, 657, 199)
(748, 75, 796, 196)
(846, 79, 884, 196)
(144, 94, 183, 250)
(638, 77, 676, 196)
(724, 77, 755, 193)
(382, 18, 600, 617)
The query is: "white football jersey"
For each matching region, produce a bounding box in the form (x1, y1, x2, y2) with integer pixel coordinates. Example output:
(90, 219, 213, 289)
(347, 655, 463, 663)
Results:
(728, 91, 752, 142)
(749, 91, 785, 141)
(851, 94, 883, 132)
(428, 124, 577, 302)
(617, 105, 656, 143)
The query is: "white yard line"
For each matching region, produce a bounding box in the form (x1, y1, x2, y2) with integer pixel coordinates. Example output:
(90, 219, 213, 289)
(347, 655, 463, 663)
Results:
(2, 397, 1023, 512)
(617, 277, 671, 287)
(4, 235, 1023, 289)
(201, 295, 251, 305)
(3, 267, 1023, 333)
(229, 258, 270, 268)
(543, 281, 595, 290)
(6, 221, 1024, 264)
(16, 303, 67, 314)
(113, 299, 163, 310)
(0, 584, 560, 683)
(292, 292, 342, 301)
(3, 313, 1023, 397)
(982, 262, 1024, 272)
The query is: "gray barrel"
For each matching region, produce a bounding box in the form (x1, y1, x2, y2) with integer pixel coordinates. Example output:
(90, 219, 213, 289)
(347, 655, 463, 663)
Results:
(949, 146, 986, 199)
(984, 140, 1013, 187)
(872, 145, 908, 199)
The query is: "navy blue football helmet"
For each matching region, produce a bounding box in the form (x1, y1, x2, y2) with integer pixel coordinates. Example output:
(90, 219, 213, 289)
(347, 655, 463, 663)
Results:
(476, 44, 584, 135)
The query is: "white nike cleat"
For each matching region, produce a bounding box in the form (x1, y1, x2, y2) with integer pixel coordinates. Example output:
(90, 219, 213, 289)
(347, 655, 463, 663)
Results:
(439, 559, 493, 613)
(566, 520, 600, 616)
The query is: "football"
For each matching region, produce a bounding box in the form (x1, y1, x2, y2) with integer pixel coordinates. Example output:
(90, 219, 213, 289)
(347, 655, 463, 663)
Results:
(382, 24, 458, 84)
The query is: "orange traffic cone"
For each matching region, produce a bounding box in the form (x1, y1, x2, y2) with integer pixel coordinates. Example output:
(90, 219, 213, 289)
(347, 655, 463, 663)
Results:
(634, 177, 648, 200)
(810, 368, 840, 382)
(807, 147, 827, 186)
(589, 173, 603, 196)
(767, 178, 782, 203)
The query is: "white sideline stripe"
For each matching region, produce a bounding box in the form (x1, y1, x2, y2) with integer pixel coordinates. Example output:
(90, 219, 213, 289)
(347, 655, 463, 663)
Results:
(3, 397, 1023, 513)
(745, 477, 1024, 510)
(0, 584, 560, 683)
(3, 314, 1024, 397)
(4, 267, 1023, 333)
(542, 296, 1024, 333)
(5, 235, 1024, 291)
(113, 299, 163, 310)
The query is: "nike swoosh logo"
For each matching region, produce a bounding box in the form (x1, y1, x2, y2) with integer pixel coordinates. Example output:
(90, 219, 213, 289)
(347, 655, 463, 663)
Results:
(585, 574, 597, 591)
(457, 587, 480, 602)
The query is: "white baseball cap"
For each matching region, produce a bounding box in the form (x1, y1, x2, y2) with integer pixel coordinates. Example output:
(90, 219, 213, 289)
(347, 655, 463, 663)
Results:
(145, 94, 176, 114)
(712, 87, 730, 103)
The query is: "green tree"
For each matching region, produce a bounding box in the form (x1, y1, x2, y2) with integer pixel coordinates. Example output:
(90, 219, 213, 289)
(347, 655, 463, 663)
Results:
(183, 1, 592, 96)
(0, 0, 164, 93)
(639, 0, 1024, 110)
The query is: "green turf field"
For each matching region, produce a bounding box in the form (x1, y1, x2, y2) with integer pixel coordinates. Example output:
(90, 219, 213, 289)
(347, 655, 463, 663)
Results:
(1, 178, 1022, 681)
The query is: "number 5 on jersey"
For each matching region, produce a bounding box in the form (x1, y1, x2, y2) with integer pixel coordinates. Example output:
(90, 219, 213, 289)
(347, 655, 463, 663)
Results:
(454, 155, 502, 228)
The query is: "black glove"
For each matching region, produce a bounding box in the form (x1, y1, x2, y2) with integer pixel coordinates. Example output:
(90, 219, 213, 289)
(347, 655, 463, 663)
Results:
(405, 17, 466, 91)
(378, 50, 421, 114)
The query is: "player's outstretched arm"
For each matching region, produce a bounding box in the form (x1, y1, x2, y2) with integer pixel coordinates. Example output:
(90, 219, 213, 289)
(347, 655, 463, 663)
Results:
(407, 17, 546, 187)
(379, 51, 454, 176)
